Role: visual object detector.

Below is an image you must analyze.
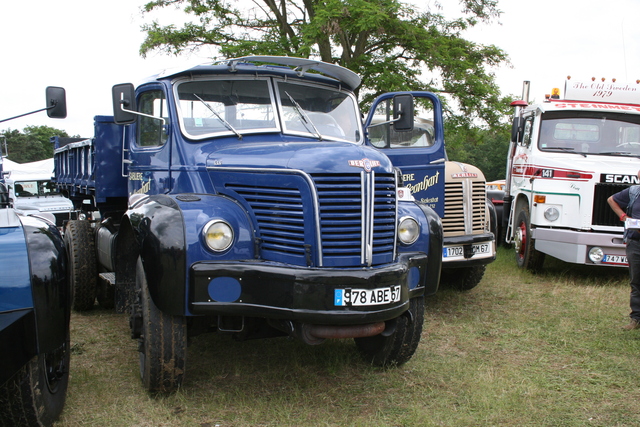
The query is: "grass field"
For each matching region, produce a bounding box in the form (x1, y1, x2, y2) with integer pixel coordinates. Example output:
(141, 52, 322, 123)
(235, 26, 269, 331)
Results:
(56, 247, 640, 426)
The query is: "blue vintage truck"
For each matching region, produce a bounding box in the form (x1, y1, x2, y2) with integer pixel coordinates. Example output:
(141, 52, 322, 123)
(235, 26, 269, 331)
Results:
(0, 88, 70, 426)
(53, 57, 445, 393)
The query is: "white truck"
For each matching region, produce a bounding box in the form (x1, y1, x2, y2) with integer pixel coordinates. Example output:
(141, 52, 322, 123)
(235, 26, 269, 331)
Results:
(5, 171, 74, 228)
(503, 78, 640, 271)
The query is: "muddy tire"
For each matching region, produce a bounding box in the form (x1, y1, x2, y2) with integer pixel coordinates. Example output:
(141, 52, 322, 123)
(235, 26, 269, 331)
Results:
(514, 204, 545, 273)
(354, 296, 424, 367)
(64, 220, 97, 311)
(137, 258, 187, 393)
(0, 337, 70, 426)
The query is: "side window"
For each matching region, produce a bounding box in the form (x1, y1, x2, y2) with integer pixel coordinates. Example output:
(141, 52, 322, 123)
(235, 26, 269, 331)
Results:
(137, 90, 168, 147)
(521, 117, 534, 147)
(368, 98, 435, 149)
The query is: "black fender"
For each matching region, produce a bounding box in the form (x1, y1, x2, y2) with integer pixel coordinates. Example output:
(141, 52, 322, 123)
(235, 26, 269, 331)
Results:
(119, 195, 187, 315)
(418, 203, 443, 296)
(21, 215, 69, 353)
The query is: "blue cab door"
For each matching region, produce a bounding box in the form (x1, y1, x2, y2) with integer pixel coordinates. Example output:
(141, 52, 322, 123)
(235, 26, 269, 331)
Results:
(364, 92, 446, 217)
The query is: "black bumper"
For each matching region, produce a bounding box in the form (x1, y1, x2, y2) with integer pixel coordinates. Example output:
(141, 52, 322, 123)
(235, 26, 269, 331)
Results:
(189, 252, 428, 324)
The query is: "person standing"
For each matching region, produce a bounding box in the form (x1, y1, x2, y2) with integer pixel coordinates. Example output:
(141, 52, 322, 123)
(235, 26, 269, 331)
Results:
(608, 178, 640, 330)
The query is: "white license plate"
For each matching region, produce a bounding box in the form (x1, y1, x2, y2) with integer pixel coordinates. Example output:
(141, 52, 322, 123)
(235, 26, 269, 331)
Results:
(334, 285, 401, 307)
(443, 242, 492, 258)
(603, 255, 628, 265)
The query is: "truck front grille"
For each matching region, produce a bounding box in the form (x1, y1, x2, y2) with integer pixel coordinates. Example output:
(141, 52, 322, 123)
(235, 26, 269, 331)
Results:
(593, 183, 628, 226)
(442, 180, 486, 236)
(224, 172, 396, 267)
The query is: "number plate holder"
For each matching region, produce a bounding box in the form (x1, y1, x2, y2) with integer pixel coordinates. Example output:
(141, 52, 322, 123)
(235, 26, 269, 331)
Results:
(334, 285, 401, 307)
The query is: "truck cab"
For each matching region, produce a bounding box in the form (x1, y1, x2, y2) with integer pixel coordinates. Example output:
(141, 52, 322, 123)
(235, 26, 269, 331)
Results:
(364, 93, 496, 290)
(504, 79, 640, 270)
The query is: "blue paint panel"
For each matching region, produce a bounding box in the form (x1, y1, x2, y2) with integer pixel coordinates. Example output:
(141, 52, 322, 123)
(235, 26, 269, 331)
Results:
(0, 226, 32, 312)
(208, 277, 241, 302)
(408, 266, 421, 289)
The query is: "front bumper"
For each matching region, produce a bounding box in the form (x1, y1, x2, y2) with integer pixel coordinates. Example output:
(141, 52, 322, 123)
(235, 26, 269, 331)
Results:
(189, 252, 428, 324)
(442, 232, 496, 269)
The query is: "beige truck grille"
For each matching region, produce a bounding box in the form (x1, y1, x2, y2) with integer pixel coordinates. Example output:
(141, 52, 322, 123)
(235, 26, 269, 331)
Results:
(442, 180, 487, 237)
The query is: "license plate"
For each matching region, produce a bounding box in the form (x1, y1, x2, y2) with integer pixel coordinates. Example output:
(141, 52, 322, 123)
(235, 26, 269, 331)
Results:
(603, 255, 628, 265)
(443, 242, 492, 258)
(334, 285, 401, 307)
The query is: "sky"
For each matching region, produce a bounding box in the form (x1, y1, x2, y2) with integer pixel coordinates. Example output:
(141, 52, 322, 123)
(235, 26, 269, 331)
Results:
(1, 0, 639, 138)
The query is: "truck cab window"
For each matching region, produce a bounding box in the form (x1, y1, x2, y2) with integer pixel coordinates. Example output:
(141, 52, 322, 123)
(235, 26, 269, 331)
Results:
(521, 117, 533, 147)
(368, 98, 435, 149)
(137, 90, 168, 147)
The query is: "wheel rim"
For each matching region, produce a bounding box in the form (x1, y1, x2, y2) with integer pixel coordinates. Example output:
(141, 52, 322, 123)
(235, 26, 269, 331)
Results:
(515, 220, 527, 261)
(43, 341, 68, 394)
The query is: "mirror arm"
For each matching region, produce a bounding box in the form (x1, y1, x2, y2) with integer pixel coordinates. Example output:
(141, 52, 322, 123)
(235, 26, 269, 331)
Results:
(118, 103, 165, 125)
(0, 107, 49, 124)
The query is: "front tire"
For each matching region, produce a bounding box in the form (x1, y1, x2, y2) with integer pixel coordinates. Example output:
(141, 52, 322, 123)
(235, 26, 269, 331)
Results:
(513, 204, 545, 272)
(64, 220, 97, 311)
(442, 265, 486, 291)
(354, 296, 424, 367)
(137, 258, 187, 393)
(0, 337, 70, 426)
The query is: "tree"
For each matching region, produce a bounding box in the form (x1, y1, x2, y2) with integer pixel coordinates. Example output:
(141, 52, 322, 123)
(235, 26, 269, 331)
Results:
(444, 121, 510, 181)
(1, 126, 69, 163)
(140, 0, 512, 127)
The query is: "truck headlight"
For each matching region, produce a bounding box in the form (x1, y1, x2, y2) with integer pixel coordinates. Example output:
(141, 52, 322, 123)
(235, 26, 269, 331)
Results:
(544, 206, 560, 221)
(398, 216, 420, 245)
(203, 219, 234, 252)
(588, 247, 604, 263)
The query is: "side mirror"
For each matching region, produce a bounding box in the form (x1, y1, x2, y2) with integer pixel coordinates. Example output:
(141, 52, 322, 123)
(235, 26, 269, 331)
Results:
(112, 83, 137, 124)
(45, 86, 67, 119)
(511, 116, 524, 143)
(393, 94, 414, 132)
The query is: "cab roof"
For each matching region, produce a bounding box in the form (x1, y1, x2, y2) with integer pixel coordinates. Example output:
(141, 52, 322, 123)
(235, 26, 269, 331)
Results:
(152, 56, 362, 91)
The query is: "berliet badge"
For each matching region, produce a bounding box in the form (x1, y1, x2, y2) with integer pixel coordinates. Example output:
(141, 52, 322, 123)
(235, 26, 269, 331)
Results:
(348, 158, 381, 172)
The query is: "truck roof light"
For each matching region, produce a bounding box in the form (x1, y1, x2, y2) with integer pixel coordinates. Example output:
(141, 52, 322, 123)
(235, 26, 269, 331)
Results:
(510, 100, 528, 107)
(550, 88, 560, 99)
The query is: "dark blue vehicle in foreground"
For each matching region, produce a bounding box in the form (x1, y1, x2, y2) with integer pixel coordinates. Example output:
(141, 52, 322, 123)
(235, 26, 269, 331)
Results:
(53, 57, 443, 393)
(0, 88, 70, 426)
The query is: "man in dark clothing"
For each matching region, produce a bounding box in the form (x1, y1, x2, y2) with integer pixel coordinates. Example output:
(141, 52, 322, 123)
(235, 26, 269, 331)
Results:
(608, 179, 640, 330)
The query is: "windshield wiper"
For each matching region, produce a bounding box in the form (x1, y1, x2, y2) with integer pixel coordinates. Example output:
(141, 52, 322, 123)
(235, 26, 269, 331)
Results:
(284, 91, 322, 140)
(544, 147, 587, 157)
(193, 94, 242, 140)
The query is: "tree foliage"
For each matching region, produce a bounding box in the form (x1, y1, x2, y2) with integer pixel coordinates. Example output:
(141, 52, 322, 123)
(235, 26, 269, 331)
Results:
(140, 0, 512, 127)
(0, 126, 69, 164)
(444, 121, 510, 181)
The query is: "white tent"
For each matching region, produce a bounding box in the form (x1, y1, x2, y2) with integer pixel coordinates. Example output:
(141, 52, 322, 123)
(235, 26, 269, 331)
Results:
(2, 158, 54, 179)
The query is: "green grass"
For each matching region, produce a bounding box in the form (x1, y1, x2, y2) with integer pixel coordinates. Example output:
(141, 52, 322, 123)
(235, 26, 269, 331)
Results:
(57, 247, 640, 426)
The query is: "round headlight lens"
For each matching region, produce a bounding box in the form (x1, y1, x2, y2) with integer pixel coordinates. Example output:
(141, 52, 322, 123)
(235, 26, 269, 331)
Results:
(544, 206, 560, 221)
(398, 217, 420, 245)
(588, 247, 604, 263)
(203, 220, 234, 252)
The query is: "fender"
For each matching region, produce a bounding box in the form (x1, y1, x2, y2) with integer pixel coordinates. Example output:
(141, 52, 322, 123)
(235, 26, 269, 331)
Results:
(124, 195, 187, 315)
(419, 203, 443, 296)
(20, 214, 68, 354)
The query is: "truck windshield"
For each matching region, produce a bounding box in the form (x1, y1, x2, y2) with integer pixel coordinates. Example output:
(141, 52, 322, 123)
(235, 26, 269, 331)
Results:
(176, 77, 361, 143)
(14, 180, 59, 197)
(539, 111, 640, 156)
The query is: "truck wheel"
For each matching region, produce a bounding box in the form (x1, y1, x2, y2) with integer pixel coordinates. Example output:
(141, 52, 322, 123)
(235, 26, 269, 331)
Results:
(0, 337, 70, 426)
(514, 205, 545, 272)
(64, 220, 97, 311)
(443, 265, 486, 291)
(136, 258, 187, 393)
(354, 296, 424, 367)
